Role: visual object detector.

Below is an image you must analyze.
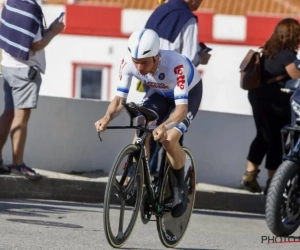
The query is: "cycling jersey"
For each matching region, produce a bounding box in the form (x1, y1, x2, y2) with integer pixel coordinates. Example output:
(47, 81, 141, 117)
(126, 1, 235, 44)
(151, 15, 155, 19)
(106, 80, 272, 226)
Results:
(116, 50, 202, 105)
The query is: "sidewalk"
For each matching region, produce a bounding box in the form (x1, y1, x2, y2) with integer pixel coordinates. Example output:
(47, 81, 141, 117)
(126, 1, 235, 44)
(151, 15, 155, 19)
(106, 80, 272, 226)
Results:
(0, 169, 265, 214)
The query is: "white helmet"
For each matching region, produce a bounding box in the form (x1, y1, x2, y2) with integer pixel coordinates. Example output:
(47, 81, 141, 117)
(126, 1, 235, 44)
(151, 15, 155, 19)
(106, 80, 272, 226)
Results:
(128, 29, 160, 59)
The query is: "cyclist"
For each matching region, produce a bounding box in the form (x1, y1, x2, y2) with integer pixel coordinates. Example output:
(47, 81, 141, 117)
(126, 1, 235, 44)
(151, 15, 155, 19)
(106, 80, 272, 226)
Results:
(95, 28, 203, 218)
(138, 0, 210, 176)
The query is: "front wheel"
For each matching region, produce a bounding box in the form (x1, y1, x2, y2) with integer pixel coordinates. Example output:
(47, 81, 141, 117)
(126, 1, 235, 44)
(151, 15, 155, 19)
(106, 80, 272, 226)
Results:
(156, 147, 196, 248)
(103, 144, 144, 248)
(266, 160, 300, 236)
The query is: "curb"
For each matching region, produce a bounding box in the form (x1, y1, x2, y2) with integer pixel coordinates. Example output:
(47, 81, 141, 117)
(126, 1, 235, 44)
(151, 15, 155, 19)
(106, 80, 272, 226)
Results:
(0, 175, 265, 215)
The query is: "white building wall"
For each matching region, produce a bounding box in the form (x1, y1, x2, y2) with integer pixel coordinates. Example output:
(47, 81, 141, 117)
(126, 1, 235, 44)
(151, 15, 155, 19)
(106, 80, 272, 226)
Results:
(4, 5, 299, 115)
(43, 34, 258, 115)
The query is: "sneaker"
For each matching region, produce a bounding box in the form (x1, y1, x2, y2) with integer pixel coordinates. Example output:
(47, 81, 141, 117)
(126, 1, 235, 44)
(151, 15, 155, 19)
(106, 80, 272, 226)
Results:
(171, 183, 188, 218)
(240, 169, 262, 193)
(263, 178, 271, 195)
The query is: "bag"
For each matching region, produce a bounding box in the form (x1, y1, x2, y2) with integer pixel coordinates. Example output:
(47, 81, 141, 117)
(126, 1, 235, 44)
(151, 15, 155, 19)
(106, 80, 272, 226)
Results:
(239, 49, 263, 91)
(239, 49, 289, 91)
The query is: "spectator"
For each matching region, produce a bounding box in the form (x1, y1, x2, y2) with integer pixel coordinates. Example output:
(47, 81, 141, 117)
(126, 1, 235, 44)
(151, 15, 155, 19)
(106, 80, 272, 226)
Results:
(136, 0, 211, 175)
(0, 0, 65, 179)
(146, 0, 209, 66)
(240, 18, 300, 194)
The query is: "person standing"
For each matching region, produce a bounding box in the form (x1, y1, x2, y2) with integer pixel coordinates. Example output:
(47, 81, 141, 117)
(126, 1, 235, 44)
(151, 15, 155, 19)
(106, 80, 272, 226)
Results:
(0, 0, 65, 179)
(240, 18, 300, 194)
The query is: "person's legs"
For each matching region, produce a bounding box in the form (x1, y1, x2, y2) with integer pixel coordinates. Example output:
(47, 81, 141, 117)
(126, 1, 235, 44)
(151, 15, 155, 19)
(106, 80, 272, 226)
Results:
(148, 137, 159, 175)
(241, 90, 268, 193)
(2, 66, 42, 180)
(149, 104, 175, 175)
(0, 110, 14, 159)
(162, 128, 187, 218)
(128, 92, 172, 181)
(0, 70, 14, 174)
(0, 77, 14, 174)
(263, 91, 291, 194)
(163, 80, 202, 218)
(179, 134, 184, 146)
(10, 109, 31, 166)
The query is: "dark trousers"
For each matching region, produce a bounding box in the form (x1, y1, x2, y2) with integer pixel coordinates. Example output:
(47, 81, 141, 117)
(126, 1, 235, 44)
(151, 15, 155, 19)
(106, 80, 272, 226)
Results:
(247, 85, 291, 170)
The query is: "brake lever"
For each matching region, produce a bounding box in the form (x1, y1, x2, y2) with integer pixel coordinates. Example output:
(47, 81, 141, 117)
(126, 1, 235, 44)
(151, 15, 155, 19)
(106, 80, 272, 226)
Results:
(98, 131, 103, 142)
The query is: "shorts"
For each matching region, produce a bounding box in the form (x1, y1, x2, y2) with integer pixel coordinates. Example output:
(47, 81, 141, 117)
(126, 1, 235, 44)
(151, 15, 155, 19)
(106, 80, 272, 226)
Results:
(2, 66, 42, 110)
(139, 79, 203, 134)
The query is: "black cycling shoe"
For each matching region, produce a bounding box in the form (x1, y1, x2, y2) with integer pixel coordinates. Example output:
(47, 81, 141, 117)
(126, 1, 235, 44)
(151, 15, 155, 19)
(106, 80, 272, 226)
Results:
(171, 183, 188, 218)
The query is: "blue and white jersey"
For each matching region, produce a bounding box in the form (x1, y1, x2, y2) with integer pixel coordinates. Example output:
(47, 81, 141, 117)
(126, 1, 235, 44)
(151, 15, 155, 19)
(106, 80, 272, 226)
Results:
(117, 50, 202, 105)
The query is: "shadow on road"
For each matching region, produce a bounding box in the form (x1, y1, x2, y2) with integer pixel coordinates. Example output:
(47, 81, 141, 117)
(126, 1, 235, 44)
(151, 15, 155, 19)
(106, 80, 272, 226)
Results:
(193, 209, 265, 220)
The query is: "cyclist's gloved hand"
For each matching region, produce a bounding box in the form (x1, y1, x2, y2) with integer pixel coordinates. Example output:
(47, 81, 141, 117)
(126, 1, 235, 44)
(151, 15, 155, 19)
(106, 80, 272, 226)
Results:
(95, 116, 110, 132)
(153, 124, 168, 142)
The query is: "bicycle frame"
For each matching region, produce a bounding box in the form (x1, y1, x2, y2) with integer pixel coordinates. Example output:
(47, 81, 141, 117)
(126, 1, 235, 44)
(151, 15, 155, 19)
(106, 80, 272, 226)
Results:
(98, 125, 168, 215)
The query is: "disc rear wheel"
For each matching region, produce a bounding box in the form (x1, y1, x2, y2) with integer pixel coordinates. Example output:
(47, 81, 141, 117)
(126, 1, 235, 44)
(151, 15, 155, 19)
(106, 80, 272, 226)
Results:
(156, 147, 196, 248)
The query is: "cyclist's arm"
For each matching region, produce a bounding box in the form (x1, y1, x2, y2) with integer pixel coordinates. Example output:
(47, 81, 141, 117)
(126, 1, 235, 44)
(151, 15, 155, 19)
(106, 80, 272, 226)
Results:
(105, 58, 133, 121)
(104, 96, 126, 121)
(162, 64, 189, 130)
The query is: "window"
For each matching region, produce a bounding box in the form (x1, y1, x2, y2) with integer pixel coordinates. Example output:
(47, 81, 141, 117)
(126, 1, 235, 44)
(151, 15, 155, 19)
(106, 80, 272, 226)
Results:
(72, 63, 111, 100)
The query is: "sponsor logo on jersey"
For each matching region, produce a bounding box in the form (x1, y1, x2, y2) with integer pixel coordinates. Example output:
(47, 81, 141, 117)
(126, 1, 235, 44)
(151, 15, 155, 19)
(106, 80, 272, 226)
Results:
(119, 58, 127, 80)
(144, 81, 169, 89)
(158, 73, 165, 80)
(174, 65, 185, 90)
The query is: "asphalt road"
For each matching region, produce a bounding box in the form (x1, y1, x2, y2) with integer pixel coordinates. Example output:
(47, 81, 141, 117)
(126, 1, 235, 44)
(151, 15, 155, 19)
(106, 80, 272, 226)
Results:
(0, 199, 299, 250)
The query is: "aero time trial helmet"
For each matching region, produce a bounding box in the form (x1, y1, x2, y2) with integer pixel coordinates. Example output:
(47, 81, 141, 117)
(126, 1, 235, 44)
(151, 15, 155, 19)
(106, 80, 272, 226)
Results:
(127, 29, 160, 59)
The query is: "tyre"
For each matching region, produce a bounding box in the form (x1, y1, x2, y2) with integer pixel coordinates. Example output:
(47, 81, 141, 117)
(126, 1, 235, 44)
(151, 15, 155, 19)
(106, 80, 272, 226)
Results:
(156, 147, 196, 248)
(103, 144, 144, 248)
(266, 160, 300, 236)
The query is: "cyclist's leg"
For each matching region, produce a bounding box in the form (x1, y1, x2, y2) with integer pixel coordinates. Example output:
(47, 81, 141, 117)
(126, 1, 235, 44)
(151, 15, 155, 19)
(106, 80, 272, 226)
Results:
(166, 108, 185, 147)
(148, 137, 159, 174)
(179, 134, 184, 146)
(129, 91, 172, 174)
(162, 80, 203, 217)
(149, 105, 174, 175)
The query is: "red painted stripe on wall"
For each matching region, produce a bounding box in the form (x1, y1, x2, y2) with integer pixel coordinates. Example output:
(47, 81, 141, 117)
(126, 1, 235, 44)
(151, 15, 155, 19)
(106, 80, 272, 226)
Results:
(63, 4, 127, 37)
(62, 4, 300, 47)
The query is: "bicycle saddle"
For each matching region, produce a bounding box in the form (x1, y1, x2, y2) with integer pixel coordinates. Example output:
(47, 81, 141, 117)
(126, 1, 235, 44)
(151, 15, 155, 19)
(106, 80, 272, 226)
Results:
(130, 102, 158, 122)
(122, 100, 140, 119)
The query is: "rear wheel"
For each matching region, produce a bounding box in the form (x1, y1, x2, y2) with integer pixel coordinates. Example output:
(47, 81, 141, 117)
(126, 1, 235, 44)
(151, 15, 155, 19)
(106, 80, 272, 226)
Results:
(103, 144, 144, 248)
(156, 147, 196, 248)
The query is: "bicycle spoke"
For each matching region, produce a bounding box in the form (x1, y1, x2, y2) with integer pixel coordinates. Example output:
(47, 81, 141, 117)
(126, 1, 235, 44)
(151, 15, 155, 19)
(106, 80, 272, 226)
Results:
(114, 179, 122, 192)
(103, 144, 144, 248)
(117, 199, 126, 238)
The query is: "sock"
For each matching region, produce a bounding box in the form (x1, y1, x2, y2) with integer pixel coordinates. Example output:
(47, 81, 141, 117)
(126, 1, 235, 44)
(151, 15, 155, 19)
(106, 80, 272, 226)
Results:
(172, 167, 185, 187)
